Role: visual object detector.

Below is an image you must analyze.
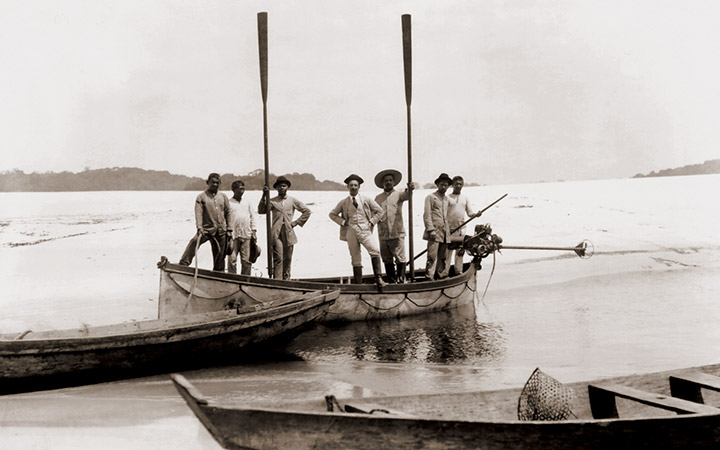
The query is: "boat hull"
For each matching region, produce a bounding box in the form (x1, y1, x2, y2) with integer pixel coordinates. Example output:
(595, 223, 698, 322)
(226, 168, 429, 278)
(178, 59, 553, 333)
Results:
(158, 261, 478, 322)
(172, 364, 720, 450)
(0, 290, 337, 394)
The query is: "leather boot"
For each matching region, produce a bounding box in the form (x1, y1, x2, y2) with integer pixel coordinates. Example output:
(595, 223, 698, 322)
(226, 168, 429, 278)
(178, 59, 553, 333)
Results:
(371, 257, 387, 290)
(352, 266, 364, 284)
(396, 262, 406, 284)
(384, 263, 397, 283)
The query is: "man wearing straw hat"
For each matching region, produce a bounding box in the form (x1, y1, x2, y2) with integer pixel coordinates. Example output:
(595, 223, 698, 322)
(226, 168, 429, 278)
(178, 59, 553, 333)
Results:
(329, 174, 386, 288)
(374, 168, 412, 283)
(423, 172, 453, 280)
(258, 175, 311, 280)
(179, 173, 230, 271)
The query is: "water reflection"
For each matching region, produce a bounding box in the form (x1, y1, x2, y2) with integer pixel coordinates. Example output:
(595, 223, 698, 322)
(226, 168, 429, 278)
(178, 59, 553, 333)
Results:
(288, 304, 506, 365)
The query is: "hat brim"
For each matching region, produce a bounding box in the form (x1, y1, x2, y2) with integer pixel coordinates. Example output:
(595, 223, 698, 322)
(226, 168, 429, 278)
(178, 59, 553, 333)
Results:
(273, 179, 291, 189)
(434, 176, 452, 185)
(374, 169, 402, 189)
(344, 175, 364, 185)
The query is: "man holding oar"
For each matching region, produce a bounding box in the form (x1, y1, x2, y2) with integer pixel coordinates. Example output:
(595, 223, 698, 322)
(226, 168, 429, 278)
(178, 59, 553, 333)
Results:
(374, 169, 412, 283)
(447, 175, 480, 275)
(179, 173, 230, 272)
(423, 172, 453, 280)
(258, 176, 311, 280)
(329, 174, 386, 289)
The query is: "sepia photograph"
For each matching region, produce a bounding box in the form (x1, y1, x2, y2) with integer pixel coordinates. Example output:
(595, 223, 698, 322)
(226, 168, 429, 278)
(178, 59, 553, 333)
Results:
(1, 1, 719, 448)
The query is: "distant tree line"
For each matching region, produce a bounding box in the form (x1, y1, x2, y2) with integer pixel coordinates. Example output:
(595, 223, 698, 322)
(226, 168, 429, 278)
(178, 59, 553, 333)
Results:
(632, 159, 720, 178)
(0, 167, 346, 192)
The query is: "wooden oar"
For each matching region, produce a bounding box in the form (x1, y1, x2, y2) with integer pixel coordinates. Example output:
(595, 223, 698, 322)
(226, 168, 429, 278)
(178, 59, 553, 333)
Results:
(413, 193, 507, 261)
(257, 12, 273, 278)
(402, 14, 414, 280)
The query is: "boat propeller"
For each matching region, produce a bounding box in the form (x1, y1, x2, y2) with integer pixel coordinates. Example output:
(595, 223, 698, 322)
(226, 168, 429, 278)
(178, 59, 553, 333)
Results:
(462, 224, 594, 260)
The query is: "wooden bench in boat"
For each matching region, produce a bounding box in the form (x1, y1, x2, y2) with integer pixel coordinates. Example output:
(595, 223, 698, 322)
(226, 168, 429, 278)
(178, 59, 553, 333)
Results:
(588, 383, 720, 419)
(669, 372, 720, 404)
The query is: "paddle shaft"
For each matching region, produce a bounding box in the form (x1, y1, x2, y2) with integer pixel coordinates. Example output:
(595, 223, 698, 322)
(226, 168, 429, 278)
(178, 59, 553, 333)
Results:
(413, 193, 508, 261)
(402, 14, 414, 280)
(257, 12, 273, 278)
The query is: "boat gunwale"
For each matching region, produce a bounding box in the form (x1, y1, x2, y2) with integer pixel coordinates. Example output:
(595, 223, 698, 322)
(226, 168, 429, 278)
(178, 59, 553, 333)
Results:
(0, 290, 338, 352)
(161, 261, 478, 294)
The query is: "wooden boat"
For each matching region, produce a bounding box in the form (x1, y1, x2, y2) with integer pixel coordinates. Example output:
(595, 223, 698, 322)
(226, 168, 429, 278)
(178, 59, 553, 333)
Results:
(0, 289, 337, 395)
(171, 363, 720, 449)
(157, 257, 479, 323)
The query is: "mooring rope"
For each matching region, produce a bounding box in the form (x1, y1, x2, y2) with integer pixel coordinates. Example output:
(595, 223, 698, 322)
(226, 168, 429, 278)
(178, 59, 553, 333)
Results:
(187, 231, 202, 302)
(479, 252, 497, 303)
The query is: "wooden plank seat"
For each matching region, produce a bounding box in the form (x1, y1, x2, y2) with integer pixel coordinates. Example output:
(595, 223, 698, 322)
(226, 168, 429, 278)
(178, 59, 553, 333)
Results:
(670, 372, 720, 404)
(588, 383, 720, 419)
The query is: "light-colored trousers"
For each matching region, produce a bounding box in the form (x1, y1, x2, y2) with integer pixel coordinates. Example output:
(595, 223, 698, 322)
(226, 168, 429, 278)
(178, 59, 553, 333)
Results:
(379, 237, 406, 264)
(227, 237, 252, 275)
(272, 225, 294, 280)
(346, 227, 380, 267)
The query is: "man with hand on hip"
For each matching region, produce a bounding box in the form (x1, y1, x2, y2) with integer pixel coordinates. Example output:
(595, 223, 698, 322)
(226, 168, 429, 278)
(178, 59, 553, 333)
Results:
(258, 176, 311, 280)
(329, 174, 386, 289)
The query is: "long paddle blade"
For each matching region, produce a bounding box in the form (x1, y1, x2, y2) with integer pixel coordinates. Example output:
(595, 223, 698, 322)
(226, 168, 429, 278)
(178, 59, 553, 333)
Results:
(257, 12, 268, 103)
(402, 14, 412, 106)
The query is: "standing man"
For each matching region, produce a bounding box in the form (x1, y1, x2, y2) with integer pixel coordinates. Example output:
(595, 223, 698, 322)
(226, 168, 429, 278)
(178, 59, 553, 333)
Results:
(227, 180, 257, 275)
(447, 175, 480, 275)
(179, 173, 230, 271)
(423, 172, 452, 280)
(258, 176, 311, 280)
(329, 174, 386, 288)
(374, 168, 411, 283)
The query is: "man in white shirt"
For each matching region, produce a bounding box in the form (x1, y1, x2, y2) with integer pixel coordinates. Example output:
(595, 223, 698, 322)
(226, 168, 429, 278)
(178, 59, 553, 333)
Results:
(447, 175, 480, 275)
(329, 174, 386, 288)
(227, 180, 257, 275)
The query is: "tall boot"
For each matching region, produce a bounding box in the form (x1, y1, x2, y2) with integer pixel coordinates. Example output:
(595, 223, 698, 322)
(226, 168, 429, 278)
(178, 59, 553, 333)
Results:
(371, 257, 387, 290)
(396, 262, 406, 284)
(352, 266, 364, 284)
(384, 263, 397, 283)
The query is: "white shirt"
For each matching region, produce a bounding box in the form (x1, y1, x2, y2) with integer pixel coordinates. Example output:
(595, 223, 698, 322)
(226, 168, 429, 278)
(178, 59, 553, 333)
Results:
(228, 197, 256, 239)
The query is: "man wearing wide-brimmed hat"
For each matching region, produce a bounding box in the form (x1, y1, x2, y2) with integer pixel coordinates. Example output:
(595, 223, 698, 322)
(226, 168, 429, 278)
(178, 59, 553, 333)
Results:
(258, 175, 311, 279)
(329, 174, 386, 289)
(374, 168, 412, 283)
(423, 172, 453, 279)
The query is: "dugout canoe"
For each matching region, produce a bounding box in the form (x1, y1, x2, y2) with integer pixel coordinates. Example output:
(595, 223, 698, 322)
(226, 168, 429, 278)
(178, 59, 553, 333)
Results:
(171, 363, 720, 450)
(0, 289, 337, 395)
(157, 257, 479, 323)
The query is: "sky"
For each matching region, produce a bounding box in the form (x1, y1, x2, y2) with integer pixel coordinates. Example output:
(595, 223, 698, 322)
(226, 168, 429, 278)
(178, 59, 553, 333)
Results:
(1, 0, 719, 185)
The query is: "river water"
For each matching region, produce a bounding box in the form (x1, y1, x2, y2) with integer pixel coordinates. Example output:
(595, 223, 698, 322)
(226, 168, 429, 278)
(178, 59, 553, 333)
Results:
(1, 175, 719, 448)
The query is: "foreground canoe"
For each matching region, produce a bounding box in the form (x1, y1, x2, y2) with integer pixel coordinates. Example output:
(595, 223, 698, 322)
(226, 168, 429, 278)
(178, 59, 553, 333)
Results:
(0, 289, 337, 395)
(157, 258, 479, 322)
(171, 363, 720, 449)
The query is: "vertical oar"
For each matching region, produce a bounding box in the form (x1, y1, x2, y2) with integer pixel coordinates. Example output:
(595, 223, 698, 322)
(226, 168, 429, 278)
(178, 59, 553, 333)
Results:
(402, 14, 415, 281)
(257, 12, 273, 278)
